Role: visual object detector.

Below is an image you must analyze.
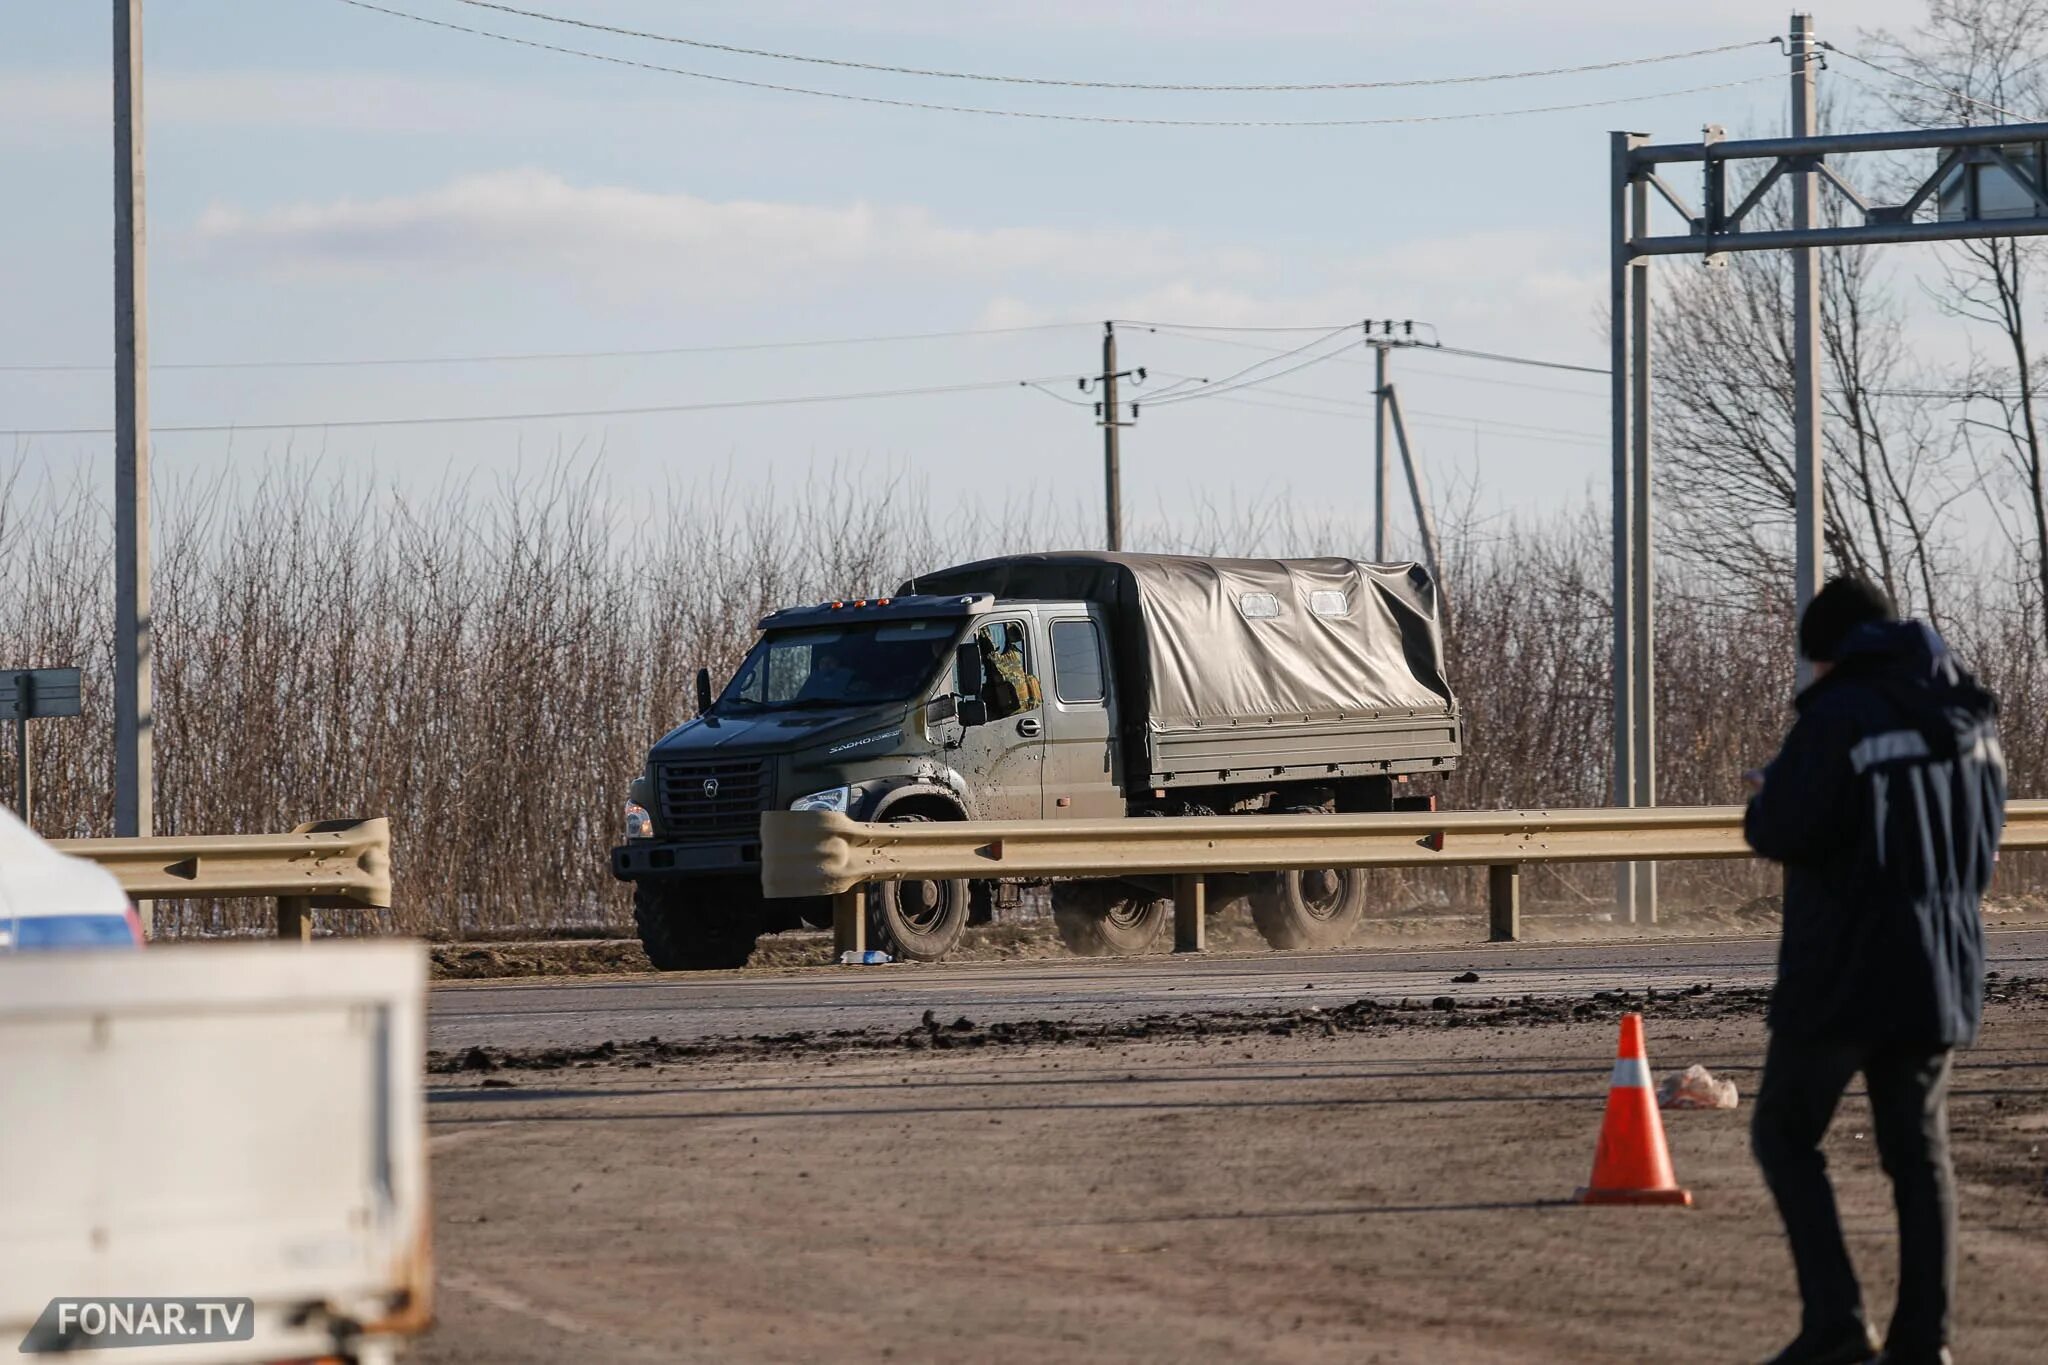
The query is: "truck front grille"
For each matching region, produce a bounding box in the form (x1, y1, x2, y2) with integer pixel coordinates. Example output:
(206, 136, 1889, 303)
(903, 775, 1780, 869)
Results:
(655, 760, 769, 839)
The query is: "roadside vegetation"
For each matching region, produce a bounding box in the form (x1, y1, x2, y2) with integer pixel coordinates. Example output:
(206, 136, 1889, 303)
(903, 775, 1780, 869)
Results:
(2, 459, 2040, 938)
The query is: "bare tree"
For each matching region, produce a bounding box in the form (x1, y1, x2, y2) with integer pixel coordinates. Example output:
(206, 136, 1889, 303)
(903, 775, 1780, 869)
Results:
(1652, 141, 1966, 619)
(1870, 0, 2048, 634)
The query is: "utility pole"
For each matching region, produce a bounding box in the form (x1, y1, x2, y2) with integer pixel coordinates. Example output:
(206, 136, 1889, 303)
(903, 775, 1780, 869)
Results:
(1365, 322, 1440, 597)
(1790, 11, 1824, 688)
(1102, 323, 1121, 551)
(1609, 129, 1654, 924)
(1083, 322, 1142, 552)
(1373, 345, 1392, 560)
(114, 0, 153, 922)
(1379, 382, 1446, 615)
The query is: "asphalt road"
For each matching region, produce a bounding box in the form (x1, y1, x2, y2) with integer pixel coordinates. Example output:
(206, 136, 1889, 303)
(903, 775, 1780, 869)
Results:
(429, 928, 2048, 1051)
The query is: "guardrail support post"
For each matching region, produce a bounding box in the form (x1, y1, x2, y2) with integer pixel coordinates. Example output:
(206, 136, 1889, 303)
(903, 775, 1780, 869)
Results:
(1487, 864, 1520, 943)
(1172, 873, 1206, 953)
(833, 885, 867, 958)
(276, 895, 313, 942)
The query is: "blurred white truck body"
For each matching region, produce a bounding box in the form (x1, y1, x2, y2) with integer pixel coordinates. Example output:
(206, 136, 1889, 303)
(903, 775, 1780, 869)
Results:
(0, 941, 430, 1363)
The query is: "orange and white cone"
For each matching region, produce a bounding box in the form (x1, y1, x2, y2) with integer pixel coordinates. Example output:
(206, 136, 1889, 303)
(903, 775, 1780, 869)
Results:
(1576, 1011, 1693, 1207)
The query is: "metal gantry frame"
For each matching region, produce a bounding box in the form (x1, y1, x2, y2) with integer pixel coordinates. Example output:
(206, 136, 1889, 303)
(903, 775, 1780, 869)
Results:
(1609, 10, 2048, 921)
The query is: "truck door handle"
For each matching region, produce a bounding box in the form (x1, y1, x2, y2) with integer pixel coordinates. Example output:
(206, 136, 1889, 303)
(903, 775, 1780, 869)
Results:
(1017, 717, 1042, 737)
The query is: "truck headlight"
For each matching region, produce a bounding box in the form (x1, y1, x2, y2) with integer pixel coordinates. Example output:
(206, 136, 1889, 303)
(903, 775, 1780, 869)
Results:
(789, 786, 852, 814)
(623, 801, 654, 841)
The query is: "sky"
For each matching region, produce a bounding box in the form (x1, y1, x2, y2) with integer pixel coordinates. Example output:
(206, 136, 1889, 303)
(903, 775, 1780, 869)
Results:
(0, 0, 1945, 557)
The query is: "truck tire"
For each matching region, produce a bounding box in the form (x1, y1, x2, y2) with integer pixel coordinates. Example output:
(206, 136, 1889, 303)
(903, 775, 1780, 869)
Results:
(633, 879, 760, 971)
(1052, 880, 1170, 956)
(867, 814, 971, 962)
(1248, 868, 1369, 950)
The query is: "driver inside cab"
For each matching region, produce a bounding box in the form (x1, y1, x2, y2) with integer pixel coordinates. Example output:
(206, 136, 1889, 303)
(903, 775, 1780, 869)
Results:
(975, 623, 1043, 720)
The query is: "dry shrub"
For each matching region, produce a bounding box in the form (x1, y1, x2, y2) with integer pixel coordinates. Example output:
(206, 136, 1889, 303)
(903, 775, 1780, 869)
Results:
(1, 460, 2038, 936)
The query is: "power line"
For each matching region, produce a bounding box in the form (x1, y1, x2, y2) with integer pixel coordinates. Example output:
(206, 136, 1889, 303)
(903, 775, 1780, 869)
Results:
(1433, 344, 1609, 376)
(1145, 339, 1370, 407)
(336, 1, 1781, 129)
(1155, 371, 1606, 440)
(1117, 319, 1364, 333)
(1139, 325, 1359, 405)
(1202, 391, 1606, 449)
(1398, 359, 1607, 399)
(1131, 323, 1612, 390)
(2, 374, 1083, 438)
(0, 321, 1088, 374)
(1822, 43, 2036, 122)
(452, 2, 1771, 94)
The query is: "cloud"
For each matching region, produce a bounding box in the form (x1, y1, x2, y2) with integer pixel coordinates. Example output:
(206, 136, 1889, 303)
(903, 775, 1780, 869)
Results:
(190, 168, 1265, 297)
(187, 169, 1603, 353)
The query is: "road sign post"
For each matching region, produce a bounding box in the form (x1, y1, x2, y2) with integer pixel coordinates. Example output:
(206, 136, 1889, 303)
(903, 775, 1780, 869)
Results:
(2, 669, 84, 832)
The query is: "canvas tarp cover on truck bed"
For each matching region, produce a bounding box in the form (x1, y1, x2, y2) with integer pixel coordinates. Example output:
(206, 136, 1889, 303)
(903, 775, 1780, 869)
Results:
(902, 552, 1453, 734)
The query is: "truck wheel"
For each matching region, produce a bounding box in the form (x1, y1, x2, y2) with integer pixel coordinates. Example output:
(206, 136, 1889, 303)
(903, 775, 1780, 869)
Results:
(1052, 880, 1170, 956)
(867, 814, 970, 962)
(1248, 868, 1368, 950)
(633, 880, 760, 971)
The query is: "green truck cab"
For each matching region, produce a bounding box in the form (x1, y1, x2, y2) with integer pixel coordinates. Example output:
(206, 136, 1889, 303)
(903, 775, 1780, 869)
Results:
(612, 552, 1460, 969)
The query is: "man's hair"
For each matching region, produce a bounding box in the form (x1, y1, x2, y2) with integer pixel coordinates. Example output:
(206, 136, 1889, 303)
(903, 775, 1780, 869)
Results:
(1799, 575, 1897, 663)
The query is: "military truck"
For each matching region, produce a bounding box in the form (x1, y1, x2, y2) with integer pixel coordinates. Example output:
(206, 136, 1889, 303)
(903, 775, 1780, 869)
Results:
(612, 552, 1460, 969)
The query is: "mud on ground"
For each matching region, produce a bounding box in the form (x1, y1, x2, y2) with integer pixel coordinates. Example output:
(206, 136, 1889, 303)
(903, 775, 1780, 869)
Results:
(431, 977, 2047, 1073)
(414, 985, 2048, 1365)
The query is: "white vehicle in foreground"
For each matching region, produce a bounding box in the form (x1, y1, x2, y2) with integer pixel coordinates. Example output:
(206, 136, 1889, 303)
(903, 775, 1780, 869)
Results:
(0, 935, 430, 1363)
(0, 804, 142, 951)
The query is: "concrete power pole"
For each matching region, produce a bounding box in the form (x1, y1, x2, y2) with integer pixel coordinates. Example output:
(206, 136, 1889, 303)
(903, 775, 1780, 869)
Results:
(1086, 322, 1141, 552)
(1790, 11, 1824, 687)
(114, 0, 154, 892)
(1373, 345, 1392, 561)
(1102, 322, 1121, 551)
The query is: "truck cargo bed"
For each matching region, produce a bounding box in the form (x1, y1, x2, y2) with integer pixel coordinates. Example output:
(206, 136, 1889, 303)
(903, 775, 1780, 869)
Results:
(1148, 711, 1460, 787)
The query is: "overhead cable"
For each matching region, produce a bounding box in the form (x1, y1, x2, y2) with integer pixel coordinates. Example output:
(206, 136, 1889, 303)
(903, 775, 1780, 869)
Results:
(1205, 391, 1605, 448)
(336, 2, 1780, 129)
(1432, 345, 1610, 376)
(3, 374, 1083, 438)
(0, 321, 1088, 375)
(1151, 324, 1357, 394)
(1148, 370, 1606, 439)
(1821, 43, 2036, 122)
(1135, 324, 1611, 386)
(452, 1, 1771, 94)
(1142, 335, 1371, 406)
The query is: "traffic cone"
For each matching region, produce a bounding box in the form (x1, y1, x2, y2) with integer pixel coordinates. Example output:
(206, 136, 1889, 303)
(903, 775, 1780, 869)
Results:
(1576, 1012, 1692, 1206)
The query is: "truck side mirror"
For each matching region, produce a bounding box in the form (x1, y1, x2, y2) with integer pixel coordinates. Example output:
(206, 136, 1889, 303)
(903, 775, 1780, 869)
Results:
(695, 667, 713, 717)
(957, 697, 990, 728)
(955, 641, 983, 695)
(926, 693, 959, 723)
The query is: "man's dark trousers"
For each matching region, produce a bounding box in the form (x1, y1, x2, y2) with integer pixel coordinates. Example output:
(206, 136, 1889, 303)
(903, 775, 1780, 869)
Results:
(1752, 1033, 1957, 1357)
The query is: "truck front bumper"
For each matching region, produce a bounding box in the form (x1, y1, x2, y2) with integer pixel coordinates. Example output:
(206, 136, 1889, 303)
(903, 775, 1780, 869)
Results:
(610, 837, 760, 882)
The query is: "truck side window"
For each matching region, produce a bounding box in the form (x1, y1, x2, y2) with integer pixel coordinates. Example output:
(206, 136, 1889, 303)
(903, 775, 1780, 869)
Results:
(975, 621, 1042, 719)
(1050, 619, 1106, 704)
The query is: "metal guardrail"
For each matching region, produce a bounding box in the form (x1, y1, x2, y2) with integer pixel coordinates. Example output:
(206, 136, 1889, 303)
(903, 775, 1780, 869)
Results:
(762, 801, 2048, 955)
(51, 817, 392, 940)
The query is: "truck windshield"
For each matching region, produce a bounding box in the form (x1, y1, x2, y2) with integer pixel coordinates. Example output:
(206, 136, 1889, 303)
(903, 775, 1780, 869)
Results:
(717, 619, 960, 712)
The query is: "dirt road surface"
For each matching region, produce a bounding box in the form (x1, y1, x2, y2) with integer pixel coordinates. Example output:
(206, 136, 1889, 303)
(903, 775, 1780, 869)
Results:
(414, 968, 2048, 1363)
(428, 930, 2048, 1051)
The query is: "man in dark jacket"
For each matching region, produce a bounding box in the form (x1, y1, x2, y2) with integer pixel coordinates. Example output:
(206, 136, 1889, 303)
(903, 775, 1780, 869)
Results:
(1746, 577, 2006, 1365)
